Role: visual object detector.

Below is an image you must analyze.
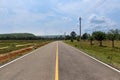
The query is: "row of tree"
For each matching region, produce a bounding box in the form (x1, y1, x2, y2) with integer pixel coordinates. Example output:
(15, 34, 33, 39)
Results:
(0, 33, 41, 40)
(0, 33, 66, 40)
(66, 29, 120, 48)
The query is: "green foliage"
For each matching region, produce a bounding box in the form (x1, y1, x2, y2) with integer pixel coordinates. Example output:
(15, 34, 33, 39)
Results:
(0, 33, 37, 40)
(70, 31, 77, 39)
(107, 29, 120, 40)
(92, 31, 106, 46)
(65, 35, 71, 40)
(82, 33, 89, 40)
(70, 31, 77, 42)
(76, 36, 80, 42)
(107, 29, 120, 47)
(89, 35, 94, 45)
(92, 31, 106, 41)
(89, 35, 94, 41)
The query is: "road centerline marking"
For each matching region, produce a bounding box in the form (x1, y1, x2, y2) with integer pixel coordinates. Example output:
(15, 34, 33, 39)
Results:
(55, 42, 59, 80)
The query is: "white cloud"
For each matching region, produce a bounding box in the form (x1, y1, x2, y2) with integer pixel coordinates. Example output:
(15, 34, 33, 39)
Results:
(85, 14, 118, 33)
(53, 0, 88, 16)
(96, 0, 120, 15)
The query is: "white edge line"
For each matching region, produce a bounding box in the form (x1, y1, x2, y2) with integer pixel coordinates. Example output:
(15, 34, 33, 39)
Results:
(65, 42, 120, 73)
(0, 47, 42, 69)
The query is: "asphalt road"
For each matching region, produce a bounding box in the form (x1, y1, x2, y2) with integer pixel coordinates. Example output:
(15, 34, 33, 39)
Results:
(0, 41, 120, 80)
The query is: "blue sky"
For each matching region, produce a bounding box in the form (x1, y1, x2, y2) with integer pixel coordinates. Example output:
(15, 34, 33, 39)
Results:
(0, 0, 120, 35)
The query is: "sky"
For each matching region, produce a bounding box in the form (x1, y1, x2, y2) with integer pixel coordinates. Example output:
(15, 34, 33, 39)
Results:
(0, 0, 120, 35)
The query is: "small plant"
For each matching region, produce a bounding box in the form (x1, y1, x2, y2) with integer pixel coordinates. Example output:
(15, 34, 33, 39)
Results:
(107, 55, 113, 64)
(10, 44, 16, 49)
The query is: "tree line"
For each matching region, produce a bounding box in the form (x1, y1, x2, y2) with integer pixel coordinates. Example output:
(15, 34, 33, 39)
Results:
(65, 29, 120, 48)
(0, 33, 65, 40)
(0, 33, 41, 40)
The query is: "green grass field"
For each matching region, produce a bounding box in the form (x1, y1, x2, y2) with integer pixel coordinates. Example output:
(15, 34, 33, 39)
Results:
(65, 40, 120, 70)
(0, 40, 50, 54)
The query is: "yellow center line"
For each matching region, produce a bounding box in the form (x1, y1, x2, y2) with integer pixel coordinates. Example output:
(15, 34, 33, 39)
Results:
(55, 42, 59, 80)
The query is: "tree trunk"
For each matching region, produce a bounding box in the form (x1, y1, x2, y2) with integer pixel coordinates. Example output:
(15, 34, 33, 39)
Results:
(112, 40, 114, 48)
(99, 41, 102, 46)
(90, 40, 92, 45)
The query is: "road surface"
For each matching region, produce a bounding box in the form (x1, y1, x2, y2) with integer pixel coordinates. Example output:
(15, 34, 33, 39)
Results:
(0, 41, 120, 80)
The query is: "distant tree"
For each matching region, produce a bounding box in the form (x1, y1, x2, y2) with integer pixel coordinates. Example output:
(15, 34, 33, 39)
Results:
(65, 35, 71, 40)
(70, 31, 77, 42)
(119, 34, 120, 40)
(89, 35, 94, 45)
(82, 33, 89, 40)
(76, 36, 80, 42)
(0, 33, 38, 40)
(107, 29, 120, 48)
(58, 35, 64, 40)
(92, 31, 106, 46)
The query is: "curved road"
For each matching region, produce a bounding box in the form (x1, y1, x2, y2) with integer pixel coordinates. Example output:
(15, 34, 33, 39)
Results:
(0, 41, 120, 80)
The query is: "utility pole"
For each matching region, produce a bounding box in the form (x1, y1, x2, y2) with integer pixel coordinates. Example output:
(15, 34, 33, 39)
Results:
(64, 32, 66, 40)
(79, 17, 82, 41)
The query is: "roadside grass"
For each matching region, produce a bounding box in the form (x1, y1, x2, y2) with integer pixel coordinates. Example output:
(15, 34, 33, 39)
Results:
(65, 40, 120, 70)
(0, 40, 50, 54)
